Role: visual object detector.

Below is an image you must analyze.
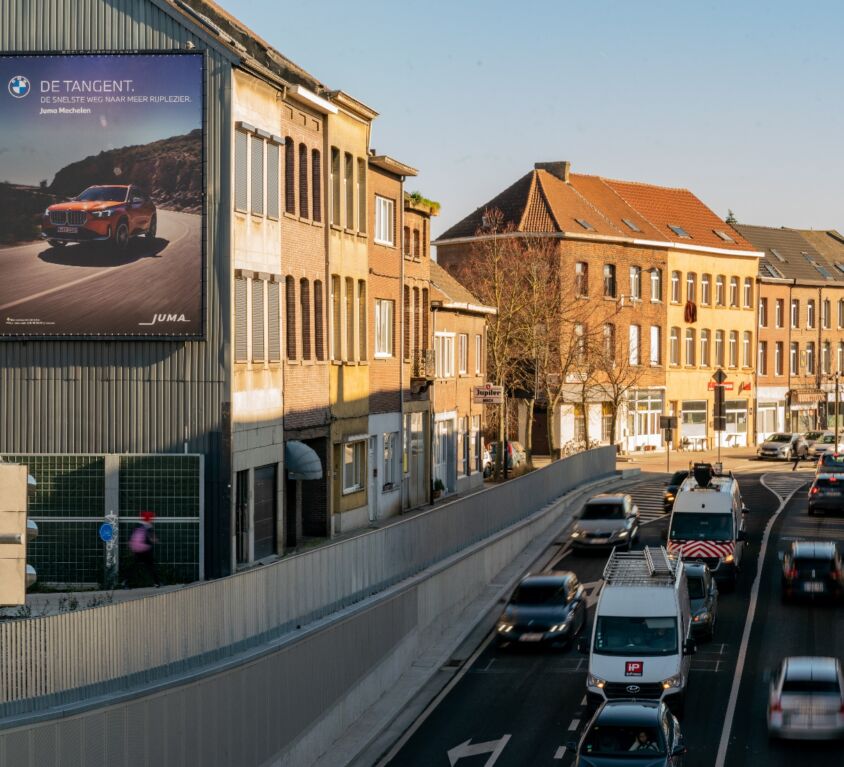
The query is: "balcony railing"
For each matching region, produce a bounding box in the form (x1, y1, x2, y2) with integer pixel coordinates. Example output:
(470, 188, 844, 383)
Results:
(411, 348, 436, 380)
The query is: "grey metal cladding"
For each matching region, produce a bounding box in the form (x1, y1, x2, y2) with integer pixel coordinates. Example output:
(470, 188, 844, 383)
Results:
(235, 276, 248, 363)
(0, 0, 235, 576)
(252, 278, 265, 362)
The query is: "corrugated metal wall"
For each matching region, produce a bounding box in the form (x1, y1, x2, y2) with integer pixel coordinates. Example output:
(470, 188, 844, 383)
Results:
(0, 0, 235, 576)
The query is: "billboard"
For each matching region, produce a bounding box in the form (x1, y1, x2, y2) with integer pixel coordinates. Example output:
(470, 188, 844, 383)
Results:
(0, 53, 204, 337)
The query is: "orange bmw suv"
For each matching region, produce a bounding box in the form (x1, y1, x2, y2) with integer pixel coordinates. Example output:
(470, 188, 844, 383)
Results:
(41, 185, 156, 250)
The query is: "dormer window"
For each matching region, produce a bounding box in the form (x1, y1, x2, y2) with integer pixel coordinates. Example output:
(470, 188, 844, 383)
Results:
(622, 218, 641, 232)
(713, 229, 735, 243)
(668, 224, 691, 239)
(575, 218, 595, 231)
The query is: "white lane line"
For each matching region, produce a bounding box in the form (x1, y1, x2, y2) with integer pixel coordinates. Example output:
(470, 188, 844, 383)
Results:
(580, 695, 587, 705)
(567, 718, 580, 731)
(713, 474, 805, 767)
(554, 745, 567, 759)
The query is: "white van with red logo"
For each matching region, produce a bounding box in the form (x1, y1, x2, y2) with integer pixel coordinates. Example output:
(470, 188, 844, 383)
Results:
(580, 547, 695, 716)
(667, 463, 748, 589)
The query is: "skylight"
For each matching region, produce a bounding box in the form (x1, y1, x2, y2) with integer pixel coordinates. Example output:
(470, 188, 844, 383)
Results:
(622, 218, 641, 233)
(713, 229, 735, 243)
(761, 262, 785, 279)
(668, 224, 691, 239)
(835, 263, 844, 276)
(803, 252, 832, 280)
(769, 248, 786, 262)
(575, 218, 595, 231)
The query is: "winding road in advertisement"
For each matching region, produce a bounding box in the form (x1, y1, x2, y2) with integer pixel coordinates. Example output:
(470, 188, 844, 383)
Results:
(0, 209, 200, 335)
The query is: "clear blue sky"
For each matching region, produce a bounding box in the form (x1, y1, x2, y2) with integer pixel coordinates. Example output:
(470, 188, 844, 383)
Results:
(222, 0, 843, 238)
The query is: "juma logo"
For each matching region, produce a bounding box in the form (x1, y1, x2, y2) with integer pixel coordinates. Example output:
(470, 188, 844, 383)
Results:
(8, 75, 30, 98)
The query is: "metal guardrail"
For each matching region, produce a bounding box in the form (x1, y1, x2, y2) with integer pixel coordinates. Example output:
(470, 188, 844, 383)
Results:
(0, 447, 615, 719)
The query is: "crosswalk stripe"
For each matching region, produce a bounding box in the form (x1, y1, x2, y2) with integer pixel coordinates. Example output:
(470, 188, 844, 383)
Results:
(628, 478, 669, 524)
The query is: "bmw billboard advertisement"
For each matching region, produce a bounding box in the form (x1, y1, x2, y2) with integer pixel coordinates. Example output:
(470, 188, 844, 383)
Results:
(0, 53, 204, 337)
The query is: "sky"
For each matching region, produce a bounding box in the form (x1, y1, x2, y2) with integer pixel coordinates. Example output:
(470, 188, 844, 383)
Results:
(0, 54, 202, 185)
(223, 2, 838, 237)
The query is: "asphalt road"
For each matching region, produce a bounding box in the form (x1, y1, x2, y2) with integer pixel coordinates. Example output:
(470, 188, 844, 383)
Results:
(0, 209, 201, 336)
(382, 468, 828, 767)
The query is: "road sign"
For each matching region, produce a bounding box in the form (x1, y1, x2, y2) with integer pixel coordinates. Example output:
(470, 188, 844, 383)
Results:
(659, 416, 677, 429)
(472, 384, 504, 405)
(712, 368, 727, 384)
(707, 381, 734, 391)
(98, 522, 114, 543)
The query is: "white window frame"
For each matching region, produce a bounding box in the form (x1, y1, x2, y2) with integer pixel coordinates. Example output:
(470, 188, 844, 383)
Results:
(669, 327, 680, 366)
(743, 278, 752, 308)
(685, 328, 696, 366)
(729, 277, 739, 307)
(807, 299, 816, 329)
(759, 297, 767, 327)
(374, 195, 395, 246)
(701, 274, 711, 305)
(758, 341, 767, 375)
(700, 329, 710, 367)
(382, 432, 398, 490)
(715, 330, 725, 367)
(650, 268, 661, 302)
(791, 299, 799, 329)
(775, 342, 783, 376)
(649, 325, 661, 366)
(671, 271, 681, 303)
(790, 342, 799, 375)
(776, 299, 784, 328)
(435, 332, 455, 378)
(686, 272, 696, 303)
(458, 333, 468, 375)
(715, 276, 725, 306)
(342, 440, 365, 494)
(729, 331, 738, 367)
(629, 324, 640, 366)
(475, 334, 482, 375)
(629, 266, 641, 300)
(374, 298, 394, 358)
(742, 331, 751, 367)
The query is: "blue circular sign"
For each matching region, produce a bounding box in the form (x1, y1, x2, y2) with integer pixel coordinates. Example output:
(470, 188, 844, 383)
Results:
(98, 523, 114, 543)
(8, 75, 30, 99)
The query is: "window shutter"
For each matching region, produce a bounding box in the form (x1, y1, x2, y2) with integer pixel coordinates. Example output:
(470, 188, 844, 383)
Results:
(286, 276, 297, 360)
(314, 280, 325, 361)
(250, 136, 264, 216)
(358, 280, 367, 360)
(422, 288, 429, 350)
(311, 149, 322, 222)
(252, 279, 265, 362)
(357, 157, 366, 233)
(267, 281, 281, 362)
(266, 142, 279, 220)
(235, 276, 248, 362)
(403, 285, 411, 361)
(301, 279, 312, 360)
(285, 138, 295, 214)
(235, 131, 248, 212)
(299, 143, 309, 218)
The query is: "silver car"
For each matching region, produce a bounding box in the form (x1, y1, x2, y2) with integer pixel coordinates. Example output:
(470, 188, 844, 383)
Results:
(569, 493, 639, 551)
(757, 432, 808, 461)
(809, 433, 844, 458)
(768, 656, 844, 739)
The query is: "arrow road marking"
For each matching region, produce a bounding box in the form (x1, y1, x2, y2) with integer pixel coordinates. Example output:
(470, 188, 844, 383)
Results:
(447, 734, 511, 766)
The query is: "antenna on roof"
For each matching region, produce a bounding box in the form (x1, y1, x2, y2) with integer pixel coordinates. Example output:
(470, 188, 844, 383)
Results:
(692, 462, 715, 489)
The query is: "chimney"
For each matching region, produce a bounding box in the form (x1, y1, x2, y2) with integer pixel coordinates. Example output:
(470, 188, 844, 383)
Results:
(534, 161, 570, 183)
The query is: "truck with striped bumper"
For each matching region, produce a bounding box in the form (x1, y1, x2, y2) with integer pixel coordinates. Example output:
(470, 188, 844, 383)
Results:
(666, 463, 749, 589)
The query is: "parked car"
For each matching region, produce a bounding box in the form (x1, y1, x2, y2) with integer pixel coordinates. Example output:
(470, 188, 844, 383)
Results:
(684, 562, 718, 642)
(803, 430, 828, 448)
(663, 470, 689, 513)
(809, 433, 844, 459)
(569, 494, 639, 552)
(41, 184, 156, 250)
(757, 433, 808, 461)
(768, 657, 844, 740)
(496, 572, 587, 649)
(808, 474, 844, 516)
(781, 541, 844, 603)
(482, 446, 493, 478)
(487, 441, 526, 470)
(567, 700, 687, 765)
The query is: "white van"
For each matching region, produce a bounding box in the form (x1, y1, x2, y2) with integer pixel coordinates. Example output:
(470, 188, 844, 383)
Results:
(580, 547, 695, 714)
(667, 463, 748, 588)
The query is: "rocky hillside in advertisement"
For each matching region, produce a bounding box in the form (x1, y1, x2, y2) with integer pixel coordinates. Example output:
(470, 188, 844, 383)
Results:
(0, 183, 56, 245)
(49, 129, 202, 213)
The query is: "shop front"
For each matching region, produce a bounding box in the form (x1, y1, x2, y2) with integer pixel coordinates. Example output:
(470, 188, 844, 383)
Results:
(624, 388, 665, 451)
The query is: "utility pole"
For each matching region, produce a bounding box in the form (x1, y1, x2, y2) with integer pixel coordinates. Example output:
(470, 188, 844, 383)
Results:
(836, 373, 841, 449)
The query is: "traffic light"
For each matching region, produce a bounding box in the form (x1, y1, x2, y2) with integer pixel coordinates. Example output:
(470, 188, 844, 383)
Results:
(0, 464, 37, 606)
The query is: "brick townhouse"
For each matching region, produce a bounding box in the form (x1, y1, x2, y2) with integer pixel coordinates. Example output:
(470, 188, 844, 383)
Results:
(435, 162, 760, 454)
(734, 224, 844, 439)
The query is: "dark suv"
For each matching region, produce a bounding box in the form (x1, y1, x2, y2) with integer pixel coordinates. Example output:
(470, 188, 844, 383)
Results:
(663, 470, 689, 513)
(781, 541, 843, 603)
(808, 474, 844, 516)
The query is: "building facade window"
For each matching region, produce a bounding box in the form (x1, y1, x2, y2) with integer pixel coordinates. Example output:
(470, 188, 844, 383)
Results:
(286, 138, 296, 215)
(758, 341, 767, 375)
(575, 323, 586, 364)
(839, 299, 844, 329)
(573, 404, 586, 443)
(650, 268, 662, 302)
(775, 341, 783, 376)
(670, 326, 680, 366)
(701, 274, 711, 305)
(434, 333, 455, 378)
(671, 271, 681, 303)
(375, 298, 394, 358)
(235, 275, 248, 362)
(343, 440, 365, 494)
(300, 279, 311, 360)
(357, 158, 367, 233)
(250, 135, 264, 216)
(791, 299, 799, 329)
(806, 341, 815, 374)
(630, 266, 642, 300)
(700, 329, 710, 367)
(823, 299, 831, 329)
(298, 143, 308, 218)
(358, 280, 367, 360)
(458, 333, 468, 374)
(649, 325, 661, 366)
(742, 331, 751, 367)
(729, 330, 738, 367)
(807, 299, 816, 329)
(776, 299, 784, 328)
(374, 196, 395, 246)
(715, 275, 725, 306)
(475, 334, 482, 375)
(839, 342, 844, 373)
(234, 130, 248, 212)
(686, 272, 697, 303)
(743, 278, 753, 308)
(383, 432, 398, 489)
(685, 328, 696, 366)
(311, 149, 322, 222)
(403, 285, 411, 361)
(331, 274, 341, 360)
(715, 330, 725, 367)
(603, 323, 615, 362)
(729, 277, 739, 307)
(790, 342, 799, 375)
(266, 141, 279, 220)
(629, 324, 640, 366)
(330, 146, 340, 225)
(412, 287, 420, 354)
(314, 280, 324, 361)
(759, 297, 768, 327)
(603, 264, 616, 298)
(268, 280, 281, 363)
(344, 152, 354, 228)
(345, 277, 354, 360)
(823, 341, 831, 374)
(575, 262, 588, 297)
(285, 276, 296, 360)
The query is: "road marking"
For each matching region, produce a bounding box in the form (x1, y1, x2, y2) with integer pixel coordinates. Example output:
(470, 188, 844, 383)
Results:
(447, 735, 511, 766)
(713, 474, 805, 767)
(567, 718, 580, 731)
(554, 745, 567, 759)
(580, 695, 587, 705)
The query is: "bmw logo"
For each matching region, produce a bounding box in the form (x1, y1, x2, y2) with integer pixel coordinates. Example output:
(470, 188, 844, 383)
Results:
(8, 75, 30, 98)
(626, 684, 641, 694)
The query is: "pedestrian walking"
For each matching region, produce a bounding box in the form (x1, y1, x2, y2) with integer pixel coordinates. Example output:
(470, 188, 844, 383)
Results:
(130, 510, 160, 586)
(792, 451, 800, 472)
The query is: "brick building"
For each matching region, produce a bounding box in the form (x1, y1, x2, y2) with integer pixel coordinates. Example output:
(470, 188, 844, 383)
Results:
(734, 225, 844, 438)
(429, 262, 495, 496)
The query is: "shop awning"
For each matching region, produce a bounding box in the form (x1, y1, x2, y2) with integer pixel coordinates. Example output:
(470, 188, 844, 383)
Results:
(789, 389, 825, 404)
(284, 441, 323, 481)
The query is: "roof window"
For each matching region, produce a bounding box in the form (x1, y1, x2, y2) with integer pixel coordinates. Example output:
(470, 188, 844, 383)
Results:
(575, 218, 595, 231)
(668, 224, 691, 239)
(769, 248, 786, 262)
(622, 218, 641, 233)
(834, 262, 844, 275)
(803, 252, 832, 280)
(713, 229, 735, 243)
(760, 262, 785, 279)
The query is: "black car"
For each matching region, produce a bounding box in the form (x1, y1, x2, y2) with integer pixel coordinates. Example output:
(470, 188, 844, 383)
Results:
(781, 541, 844, 603)
(663, 471, 689, 513)
(568, 700, 687, 766)
(816, 452, 844, 475)
(496, 572, 587, 648)
(684, 562, 718, 641)
(808, 474, 844, 516)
